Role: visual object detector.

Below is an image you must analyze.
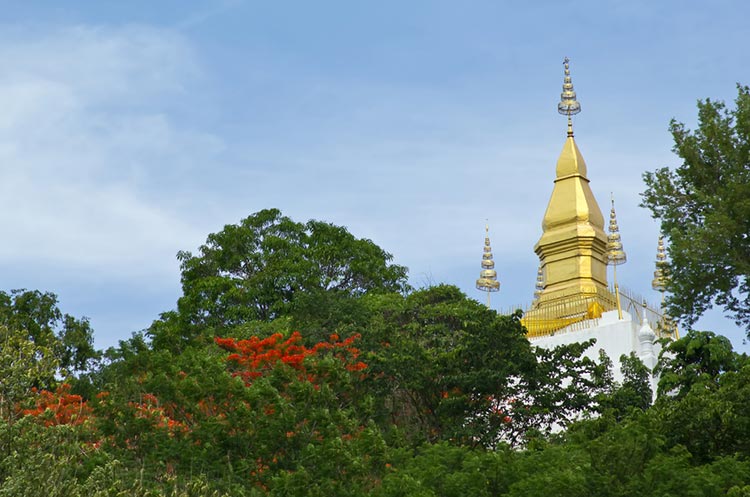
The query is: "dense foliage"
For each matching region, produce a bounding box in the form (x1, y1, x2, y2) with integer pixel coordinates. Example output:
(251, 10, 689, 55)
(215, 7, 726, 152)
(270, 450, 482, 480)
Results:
(642, 84, 750, 334)
(2, 209, 749, 496)
(172, 208, 407, 329)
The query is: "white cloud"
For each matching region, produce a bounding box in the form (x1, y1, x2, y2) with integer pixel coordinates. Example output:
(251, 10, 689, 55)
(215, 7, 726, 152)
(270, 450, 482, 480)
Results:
(0, 25, 196, 104)
(0, 25, 218, 279)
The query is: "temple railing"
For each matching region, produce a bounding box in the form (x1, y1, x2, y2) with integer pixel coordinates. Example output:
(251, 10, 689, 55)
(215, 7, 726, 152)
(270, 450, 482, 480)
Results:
(507, 285, 678, 339)
(616, 286, 678, 339)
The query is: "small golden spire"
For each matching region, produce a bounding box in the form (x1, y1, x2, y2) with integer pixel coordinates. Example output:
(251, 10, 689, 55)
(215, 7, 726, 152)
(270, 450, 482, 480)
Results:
(652, 235, 669, 333)
(606, 196, 627, 265)
(533, 264, 544, 301)
(558, 57, 581, 137)
(476, 223, 500, 307)
(607, 195, 627, 319)
(652, 235, 667, 293)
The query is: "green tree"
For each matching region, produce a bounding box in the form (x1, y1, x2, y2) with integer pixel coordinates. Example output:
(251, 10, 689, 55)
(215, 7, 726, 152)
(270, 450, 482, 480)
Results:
(654, 331, 750, 463)
(151, 209, 408, 350)
(359, 285, 607, 448)
(0, 324, 60, 470)
(654, 330, 739, 399)
(0, 325, 58, 423)
(373, 443, 515, 497)
(641, 84, 750, 333)
(178, 209, 407, 326)
(359, 286, 536, 447)
(0, 289, 99, 375)
(597, 354, 653, 419)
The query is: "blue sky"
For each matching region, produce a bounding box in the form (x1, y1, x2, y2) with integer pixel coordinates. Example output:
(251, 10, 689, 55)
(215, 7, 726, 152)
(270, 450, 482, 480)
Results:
(0, 0, 748, 351)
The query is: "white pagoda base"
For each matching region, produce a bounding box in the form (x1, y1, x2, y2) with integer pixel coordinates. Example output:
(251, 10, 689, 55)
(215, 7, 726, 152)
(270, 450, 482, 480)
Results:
(530, 310, 659, 393)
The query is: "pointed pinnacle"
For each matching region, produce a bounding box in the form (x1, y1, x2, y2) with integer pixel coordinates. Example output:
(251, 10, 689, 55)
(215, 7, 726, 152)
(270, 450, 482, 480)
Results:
(476, 223, 500, 295)
(607, 195, 627, 265)
(558, 57, 581, 134)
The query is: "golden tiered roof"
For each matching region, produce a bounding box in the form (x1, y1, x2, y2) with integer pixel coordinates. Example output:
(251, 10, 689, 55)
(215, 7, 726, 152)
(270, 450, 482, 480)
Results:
(522, 58, 616, 335)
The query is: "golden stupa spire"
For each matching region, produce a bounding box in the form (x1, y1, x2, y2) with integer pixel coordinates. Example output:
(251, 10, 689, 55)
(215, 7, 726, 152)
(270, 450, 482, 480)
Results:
(652, 234, 668, 299)
(607, 195, 627, 319)
(558, 57, 581, 137)
(531, 58, 609, 310)
(651, 235, 678, 338)
(476, 223, 500, 307)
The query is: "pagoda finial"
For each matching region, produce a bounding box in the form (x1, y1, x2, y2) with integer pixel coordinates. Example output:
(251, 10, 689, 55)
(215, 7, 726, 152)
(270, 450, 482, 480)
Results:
(652, 235, 667, 292)
(476, 223, 500, 307)
(607, 195, 627, 319)
(558, 57, 581, 137)
(652, 233, 668, 320)
(606, 195, 627, 265)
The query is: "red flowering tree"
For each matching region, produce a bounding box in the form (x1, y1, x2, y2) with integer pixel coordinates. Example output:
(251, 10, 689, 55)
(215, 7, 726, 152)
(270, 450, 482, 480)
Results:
(82, 330, 384, 492)
(22, 383, 91, 427)
(214, 330, 367, 385)
(208, 331, 380, 488)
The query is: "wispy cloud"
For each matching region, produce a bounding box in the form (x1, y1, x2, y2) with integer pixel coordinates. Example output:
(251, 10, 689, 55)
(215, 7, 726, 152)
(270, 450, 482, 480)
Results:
(174, 0, 244, 31)
(0, 26, 218, 279)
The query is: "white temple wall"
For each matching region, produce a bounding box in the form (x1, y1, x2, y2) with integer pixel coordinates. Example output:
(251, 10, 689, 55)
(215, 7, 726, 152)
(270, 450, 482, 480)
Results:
(530, 310, 658, 386)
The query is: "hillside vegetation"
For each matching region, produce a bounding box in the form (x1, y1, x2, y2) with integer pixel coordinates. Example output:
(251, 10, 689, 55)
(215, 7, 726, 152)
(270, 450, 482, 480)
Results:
(1, 209, 749, 496)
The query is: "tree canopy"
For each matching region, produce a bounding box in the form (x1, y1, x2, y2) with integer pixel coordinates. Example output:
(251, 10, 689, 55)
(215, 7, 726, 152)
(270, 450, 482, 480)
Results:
(641, 84, 750, 334)
(3, 208, 750, 495)
(159, 209, 407, 342)
(0, 289, 98, 376)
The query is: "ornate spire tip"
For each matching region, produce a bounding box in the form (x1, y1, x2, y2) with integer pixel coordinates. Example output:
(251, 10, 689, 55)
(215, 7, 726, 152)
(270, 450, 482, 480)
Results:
(558, 57, 581, 136)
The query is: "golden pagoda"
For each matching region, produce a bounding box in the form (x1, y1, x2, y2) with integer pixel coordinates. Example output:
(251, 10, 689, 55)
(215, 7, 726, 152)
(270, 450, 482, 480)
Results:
(522, 58, 617, 336)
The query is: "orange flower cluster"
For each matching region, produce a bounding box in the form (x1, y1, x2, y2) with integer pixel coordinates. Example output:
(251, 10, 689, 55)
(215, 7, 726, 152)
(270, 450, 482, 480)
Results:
(129, 393, 188, 435)
(214, 331, 366, 385)
(23, 383, 92, 427)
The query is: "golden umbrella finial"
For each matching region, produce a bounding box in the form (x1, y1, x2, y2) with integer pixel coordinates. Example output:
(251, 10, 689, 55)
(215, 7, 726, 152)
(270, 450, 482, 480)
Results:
(476, 223, 500, 308)
(652, 234, 669, 321)
(607, 195, 627, 319)
(652, 235, 672, 334)
(558, 57, 581, 137)
(607, 196, 627, 265)
(652, 235, 667, 292)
